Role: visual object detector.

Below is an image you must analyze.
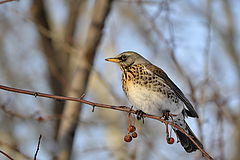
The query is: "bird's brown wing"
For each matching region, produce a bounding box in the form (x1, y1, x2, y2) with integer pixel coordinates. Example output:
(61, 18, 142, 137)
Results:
(145, 64, 199, 118)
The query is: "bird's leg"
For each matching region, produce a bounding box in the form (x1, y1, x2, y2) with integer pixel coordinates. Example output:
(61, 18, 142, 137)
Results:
(130, 106, 134, 111)
(165, 122, 169, 139)
(162, 110, 170, 120)
(128, 106, 134, 116)
(135, 110, 145, 123)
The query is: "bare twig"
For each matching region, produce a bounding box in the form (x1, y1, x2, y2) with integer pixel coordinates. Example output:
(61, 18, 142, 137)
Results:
(116, 0, 165, 5)
(0, 141, 32, 160)
(0, 150, 14, 160)
(34, 134, 42, 160)
(0, 84, 214, 160)
(0, 0, 17, 5)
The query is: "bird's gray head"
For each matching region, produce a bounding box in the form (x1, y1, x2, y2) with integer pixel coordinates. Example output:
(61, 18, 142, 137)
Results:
(105, 51, 150, 69)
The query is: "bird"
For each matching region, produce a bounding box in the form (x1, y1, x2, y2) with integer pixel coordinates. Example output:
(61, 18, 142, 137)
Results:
(105, 51, 203, 153)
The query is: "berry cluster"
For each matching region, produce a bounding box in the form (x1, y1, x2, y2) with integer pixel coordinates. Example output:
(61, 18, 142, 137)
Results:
(123, 114, 175, 145)
(124, 125, 138, 142)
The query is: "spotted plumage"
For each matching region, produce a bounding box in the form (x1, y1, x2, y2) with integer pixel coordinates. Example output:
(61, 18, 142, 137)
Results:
(105, 51, 203, 153)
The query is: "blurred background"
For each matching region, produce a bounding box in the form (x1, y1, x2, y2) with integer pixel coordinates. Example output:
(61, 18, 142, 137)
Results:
(0, 0, 239, 160)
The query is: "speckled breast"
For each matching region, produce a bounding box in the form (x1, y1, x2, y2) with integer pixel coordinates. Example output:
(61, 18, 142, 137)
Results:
(121, 64, 183, 115)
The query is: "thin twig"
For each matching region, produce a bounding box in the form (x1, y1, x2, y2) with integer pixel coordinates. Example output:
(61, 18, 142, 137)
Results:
(34, 134, 42, 160)
(116, 0, 165, 5)
(0, 85, 214, 160)
(0, 0, 17, 4)
(0, 150, 14, 160)
(0, 141, 32, 160)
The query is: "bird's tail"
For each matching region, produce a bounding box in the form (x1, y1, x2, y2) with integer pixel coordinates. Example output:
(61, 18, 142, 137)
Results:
(173, 116, 203, 153)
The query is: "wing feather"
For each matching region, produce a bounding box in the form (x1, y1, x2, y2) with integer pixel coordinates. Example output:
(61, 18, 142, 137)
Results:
(145, 64, 199, 118)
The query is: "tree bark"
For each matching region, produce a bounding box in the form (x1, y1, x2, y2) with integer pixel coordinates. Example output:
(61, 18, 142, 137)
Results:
(55, 1, 114, 160)
(31, 0, 66, 136)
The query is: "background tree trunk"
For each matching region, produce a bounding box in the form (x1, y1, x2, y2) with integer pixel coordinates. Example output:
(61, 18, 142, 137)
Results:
(55, 1, 113, 159)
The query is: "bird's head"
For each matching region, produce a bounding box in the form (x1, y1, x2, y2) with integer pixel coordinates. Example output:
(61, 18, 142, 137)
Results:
(105, 51, 149, 69)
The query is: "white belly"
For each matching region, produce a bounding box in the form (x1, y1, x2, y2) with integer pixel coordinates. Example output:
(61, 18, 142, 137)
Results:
(126, 82, 184, 116)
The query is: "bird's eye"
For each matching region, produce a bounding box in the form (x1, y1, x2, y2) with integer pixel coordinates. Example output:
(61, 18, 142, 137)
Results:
(121, 55, 127, 61)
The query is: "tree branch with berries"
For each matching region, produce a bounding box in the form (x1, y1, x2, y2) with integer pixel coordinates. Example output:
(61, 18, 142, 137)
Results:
(0, 85, 214, 160)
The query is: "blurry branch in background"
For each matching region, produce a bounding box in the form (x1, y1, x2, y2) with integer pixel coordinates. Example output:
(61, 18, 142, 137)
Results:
(0, 141, 32, 160)
(0, 135, 43, 160)
(0, 0, 18, 5)
(0, 104, 41, 120)
(220, 0, 240, 77)
(0, 103, 103, 126)
(188, 0, 240, 78)
(194, 5, 212, 147)
(137, 2, 166, 43)
(31, 0, 67, 141)
(212, 1, 240, 159)
(0, 104, 63, 121)
(0, 85, 214, 160)
(64, 0, 82, 47)
(31, 0, 67, 92)
(31, 22, 79, 60)
(55, 0, 114, 160)
(93, 70, 126, 104)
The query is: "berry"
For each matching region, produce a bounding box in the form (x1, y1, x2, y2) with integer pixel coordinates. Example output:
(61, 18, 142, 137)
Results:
(128, 125, 136, 133)
(132, 132, 138, 138)
(124, 135, 132, 142)
(167, 137, 174, 144)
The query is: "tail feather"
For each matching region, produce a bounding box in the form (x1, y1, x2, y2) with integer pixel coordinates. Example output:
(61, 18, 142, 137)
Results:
(174, 122, 203, 153)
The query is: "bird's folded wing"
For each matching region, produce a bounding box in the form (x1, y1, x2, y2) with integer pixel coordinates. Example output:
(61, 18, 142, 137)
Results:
(145, 64, 199, 118)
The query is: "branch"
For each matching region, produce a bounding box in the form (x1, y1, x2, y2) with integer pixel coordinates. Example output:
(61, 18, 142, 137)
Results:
(0, 150, 14, 160)
(31, 0, 66, 93)
(0, 104, 63, 121)
(0, 0, 18, 5)
(56, 0, 113, 159)
(64, 0, 82, 46)
(0, 84, 214, 160)
(34, 135, 42, 160)
(0, 140, 32, 160)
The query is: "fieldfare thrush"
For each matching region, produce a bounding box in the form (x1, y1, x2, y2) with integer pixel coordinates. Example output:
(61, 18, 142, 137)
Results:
(105, 51, 203, 153)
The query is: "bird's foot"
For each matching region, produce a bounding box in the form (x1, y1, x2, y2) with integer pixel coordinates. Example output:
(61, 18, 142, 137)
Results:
(162, 110, 171, 120)
(135, 110, 145, 123)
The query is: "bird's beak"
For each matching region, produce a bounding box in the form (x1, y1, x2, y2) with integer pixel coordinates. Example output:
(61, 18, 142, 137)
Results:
(105, 58, 121, 63)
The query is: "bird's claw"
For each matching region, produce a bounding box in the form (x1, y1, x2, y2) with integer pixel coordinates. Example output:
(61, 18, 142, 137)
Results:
(135, 110, 145, 123)
(162, 110, 170, 120)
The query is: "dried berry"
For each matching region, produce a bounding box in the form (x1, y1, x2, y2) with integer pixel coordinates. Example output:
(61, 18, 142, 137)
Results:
(167, 137, 174, 144)
(124, 135, 132, 142)
(132, 132, 138, 138)
(128, 125, 136, 133)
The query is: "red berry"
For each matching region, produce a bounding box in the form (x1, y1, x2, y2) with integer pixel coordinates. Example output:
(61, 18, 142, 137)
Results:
(128, 125, 136, 133)
(132, 132, 138, 138)
(167, 137, 174, 144)
(124, 135, 132, 142)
